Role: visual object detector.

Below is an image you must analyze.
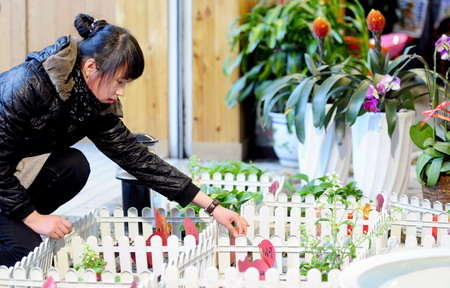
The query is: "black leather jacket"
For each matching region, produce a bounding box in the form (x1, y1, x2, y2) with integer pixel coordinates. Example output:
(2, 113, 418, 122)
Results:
(0, 36, 199, 219)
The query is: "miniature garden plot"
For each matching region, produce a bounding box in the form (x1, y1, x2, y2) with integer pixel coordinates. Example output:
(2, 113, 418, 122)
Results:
(167, 199, 391, 285)
(2, 206, 218, 287)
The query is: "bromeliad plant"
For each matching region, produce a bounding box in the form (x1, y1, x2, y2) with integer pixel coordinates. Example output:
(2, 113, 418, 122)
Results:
(224, 0, 368, 114)
(260, 8, 432, 143)
(409, 34, 450, 186)
(256, 1, 369, 143)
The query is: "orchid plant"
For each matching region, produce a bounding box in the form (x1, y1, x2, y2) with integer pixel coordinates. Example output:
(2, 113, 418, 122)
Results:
(409, 34, 450, 186)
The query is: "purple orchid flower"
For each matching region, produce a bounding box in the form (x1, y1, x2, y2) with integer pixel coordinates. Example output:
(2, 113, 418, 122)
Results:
(436, 34, 450, 61)
(363, 99, 380, 113)
(378, 74, 401, 92)
(366, 84, 379, 99)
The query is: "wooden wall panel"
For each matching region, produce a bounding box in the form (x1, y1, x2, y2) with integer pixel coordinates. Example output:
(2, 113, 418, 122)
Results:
(115, 0, 169, 156)
(0, 0, 26, 72)
(192, 0, 244, 142)
(26, 0, 115, 52)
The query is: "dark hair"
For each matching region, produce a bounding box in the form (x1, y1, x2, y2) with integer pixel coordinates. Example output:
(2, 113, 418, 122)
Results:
(74, 13, 144, 82)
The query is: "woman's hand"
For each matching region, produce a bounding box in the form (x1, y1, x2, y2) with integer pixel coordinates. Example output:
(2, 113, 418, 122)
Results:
(191, 190, 249, 237)
(23, 210, 73, 239)
(211, 205, 249, 237)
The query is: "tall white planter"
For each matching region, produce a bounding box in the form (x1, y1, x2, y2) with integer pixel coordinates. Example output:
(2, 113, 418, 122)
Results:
(269, 112, 299, 167)
(351, 110, 415, 199)
(298, 104, 352, 183)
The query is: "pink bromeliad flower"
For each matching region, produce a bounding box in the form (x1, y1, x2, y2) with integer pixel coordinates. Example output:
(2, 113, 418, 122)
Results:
(436, 34, 450, 60)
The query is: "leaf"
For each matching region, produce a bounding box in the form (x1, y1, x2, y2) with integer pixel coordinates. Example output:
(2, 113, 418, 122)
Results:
(295, 79, 319, 143)
(415, 154, 433, 185)
(246, 24, 265, 54)
(441, 162, 450, 172)
(424, 148, 445, 158)
(312, 74, 349, 127)
(409, 122, 434, 149)
(434, 141, 450, 156)
(425, 157, 444, 186)
(385, 101, 398, 138)
(304, 54, 318, 75)
(345, 79, 371, 126)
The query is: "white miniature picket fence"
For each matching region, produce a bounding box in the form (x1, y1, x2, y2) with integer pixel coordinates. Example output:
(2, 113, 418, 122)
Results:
(356, 209, 450, 260)
(387, 192, 450, 215)
(160, 265, 341, 288)
(243, 193, 380, 243)
(196, 172, 284, 196)
(0, 265, 151, 288)
(168, 205, 387, 285)
(4, 206, 218, 287)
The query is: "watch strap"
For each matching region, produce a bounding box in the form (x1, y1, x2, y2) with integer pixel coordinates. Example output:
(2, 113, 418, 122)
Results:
(205, 199, 220, 216)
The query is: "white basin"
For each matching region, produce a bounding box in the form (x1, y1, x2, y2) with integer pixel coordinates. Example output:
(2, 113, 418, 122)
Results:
(340, 248, 450, 288)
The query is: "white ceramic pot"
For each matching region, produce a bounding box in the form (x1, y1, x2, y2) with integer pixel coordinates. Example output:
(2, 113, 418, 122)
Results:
(269, 112, 299, 167)
(298, 104, 351, 183)
(351, 110, 415, 199)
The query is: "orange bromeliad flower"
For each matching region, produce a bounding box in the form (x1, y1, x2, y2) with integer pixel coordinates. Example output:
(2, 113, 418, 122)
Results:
(366, 9, 385, 34)
(312, 17, 329, 38)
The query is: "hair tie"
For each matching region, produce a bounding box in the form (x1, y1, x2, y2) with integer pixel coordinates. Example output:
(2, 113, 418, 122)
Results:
(89, 19, 98, 35)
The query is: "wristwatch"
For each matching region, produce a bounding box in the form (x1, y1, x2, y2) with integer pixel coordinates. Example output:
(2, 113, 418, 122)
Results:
(205, 199, 220, 216)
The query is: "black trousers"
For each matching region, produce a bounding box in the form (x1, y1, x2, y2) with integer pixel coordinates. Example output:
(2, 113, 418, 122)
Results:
(0, 148, 90, 267)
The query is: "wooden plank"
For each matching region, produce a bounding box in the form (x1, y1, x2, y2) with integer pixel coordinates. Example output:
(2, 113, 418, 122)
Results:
(116, 0, 169, 156)
(26, 0, 116, 53)
(0, 0, 26, 72)
(192, 0, 245, 143)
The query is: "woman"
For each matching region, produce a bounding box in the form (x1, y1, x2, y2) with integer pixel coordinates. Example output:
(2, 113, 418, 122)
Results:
(0, 13, 248, 267)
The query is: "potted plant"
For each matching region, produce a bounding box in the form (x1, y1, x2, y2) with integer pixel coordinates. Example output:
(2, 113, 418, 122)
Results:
(255, 0, 369, 178)
(272, 9, 432, 198)
(224, 0, 367, 167)
(409, 34, 450, 205)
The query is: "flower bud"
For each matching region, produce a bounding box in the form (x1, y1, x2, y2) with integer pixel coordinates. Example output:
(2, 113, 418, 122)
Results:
(366, 9, 385, 34)
(312, 17, 329, 38)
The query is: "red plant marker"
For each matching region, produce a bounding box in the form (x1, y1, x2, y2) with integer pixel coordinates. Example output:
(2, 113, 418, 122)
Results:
(238, 256, 270, 280)
(432, 214, 438, 240)
(376, 194, 385, 212)
(41, 276, 57, 288)
(347, 211, 354, 236)
(362, 203, 371, 235)
(258, 240, 276, 267)
(145, 208, 171, 267)
(184, 217, 199, 244)
(269, 181, 279, 196)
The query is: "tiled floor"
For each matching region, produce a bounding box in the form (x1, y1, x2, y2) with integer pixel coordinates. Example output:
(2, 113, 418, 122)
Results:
(53, 138, 423, 219)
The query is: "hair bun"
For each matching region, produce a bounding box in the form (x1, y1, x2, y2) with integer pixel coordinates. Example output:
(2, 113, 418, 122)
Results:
(74, 13, 106, 39)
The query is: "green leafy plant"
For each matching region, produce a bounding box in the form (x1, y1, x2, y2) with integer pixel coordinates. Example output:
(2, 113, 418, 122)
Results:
(299, 196, 401, 280)
(181, 184, 263, 215)
(410, 34, 450, 186)
(188, 155, 264, 180)
(74, 244, 107, 276)
(284, 173, 363, 201)
(224, 0, 367, 113)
